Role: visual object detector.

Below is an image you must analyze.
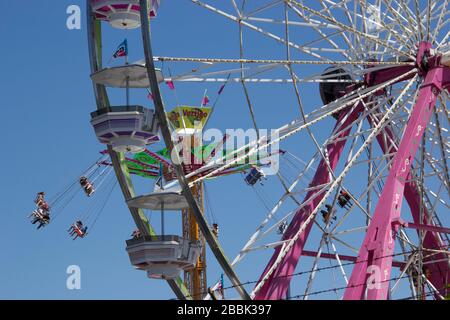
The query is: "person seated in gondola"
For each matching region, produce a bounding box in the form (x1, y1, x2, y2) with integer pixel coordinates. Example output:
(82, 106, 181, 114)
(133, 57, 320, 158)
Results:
(410, 266, 431, 290)
(277, 221, 288, 235)
(212, 223, 219, 238)
(244, 166, 265, 186)
(35, 192, 46, 207)
(337, 190, 352, 209)
(320, 204, 336, 225)
(131, 229, 141, 239)
(79, 176, 95, 197)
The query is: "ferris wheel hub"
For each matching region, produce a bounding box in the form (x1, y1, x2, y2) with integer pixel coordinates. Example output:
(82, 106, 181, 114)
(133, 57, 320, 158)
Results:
(440, 51, 450, 68)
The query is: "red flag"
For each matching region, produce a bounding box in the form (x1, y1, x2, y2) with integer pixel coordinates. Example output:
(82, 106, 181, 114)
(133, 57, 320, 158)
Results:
(166, 80, 175, 90)
(201, 95, 210, 107)
(147, 92, 154, 101)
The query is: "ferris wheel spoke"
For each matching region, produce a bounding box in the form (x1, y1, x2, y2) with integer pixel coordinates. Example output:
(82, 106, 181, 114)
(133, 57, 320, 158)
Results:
(329, 239, 350, 283)
(166, 76, 362, 84)
(424, 186, 450, 210)
(413, 0, 424, 41)
(390, 249, 418, 295)
(191, 0, 331, 61)
(243, 0, 284, 19)
(231, 154, 320, 267)
(329, 157, 394, 234)
(285, 3, 353, 61)
(287, 0, 414, 60)
(170, 64, 276, 80)
(234, 7, 308, 221)
(328, 234, 360, 253)
(339, 0, 365, 59)
(301, 164, 371, 299)
(244, 15, 345, 31)
(357, 1, 415, 52)
(437, 31, 450, 50)
(379, 0, 416, 39)
(155, 56, 413, 66)
(425, 0, 433, 42)
(229, 0, 241, 17)
(348, 0, 411, 57)
(306, 0, 361, 59)
(433, 105, 450, 194)
(302, 234, 365, 299)
(302, 235, 335, 300)
(398, 0, 421, 32)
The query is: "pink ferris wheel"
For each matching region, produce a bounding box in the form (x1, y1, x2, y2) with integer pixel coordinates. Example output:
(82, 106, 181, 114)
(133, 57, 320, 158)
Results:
(86, 0, 450, 300)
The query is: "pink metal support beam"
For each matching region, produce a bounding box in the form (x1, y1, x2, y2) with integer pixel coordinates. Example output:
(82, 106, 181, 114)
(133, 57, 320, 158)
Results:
(301, 250, 406, 269)
(392, 218, 450, 235)
(344, 65, 449, 300)
(366, 97, 450, 298)
(254, 106, 362, 300)
(367, 116, 450, 298)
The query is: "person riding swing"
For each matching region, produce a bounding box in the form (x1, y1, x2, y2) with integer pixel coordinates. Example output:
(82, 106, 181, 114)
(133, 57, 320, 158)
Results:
(30, 208, 51, 230)
(79, 176, 95, 197)
(35, 192, 46, 207)
(68, 220, 88, 240)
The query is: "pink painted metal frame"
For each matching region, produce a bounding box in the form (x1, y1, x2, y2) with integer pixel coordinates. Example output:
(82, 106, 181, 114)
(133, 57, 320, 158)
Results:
(344, 62, 449, 299)
(365, 108, 450, 299)
(254, 42, 449, 300)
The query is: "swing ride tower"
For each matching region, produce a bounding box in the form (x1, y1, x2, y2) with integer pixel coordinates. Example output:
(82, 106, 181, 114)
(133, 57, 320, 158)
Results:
(85, 0, 450, 300)
(182, 176, 207, 300)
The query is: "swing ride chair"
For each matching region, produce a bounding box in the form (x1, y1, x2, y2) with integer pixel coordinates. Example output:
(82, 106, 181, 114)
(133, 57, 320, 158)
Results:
(70, 224, 87, 239)
(90, 105, 160, 153)
(126, 235, 202, 279)
(90, 0, 160, 29)
(30, 210, 50, 226)
(245, 167, 266, 186)
(84, 0, 450, 301)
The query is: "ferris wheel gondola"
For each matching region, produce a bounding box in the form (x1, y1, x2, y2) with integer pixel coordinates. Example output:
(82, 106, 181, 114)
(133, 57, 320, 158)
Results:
(90, 0, 160, 29)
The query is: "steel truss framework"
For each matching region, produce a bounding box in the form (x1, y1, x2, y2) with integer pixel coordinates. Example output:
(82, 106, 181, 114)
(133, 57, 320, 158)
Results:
(86, 0, 450, 300)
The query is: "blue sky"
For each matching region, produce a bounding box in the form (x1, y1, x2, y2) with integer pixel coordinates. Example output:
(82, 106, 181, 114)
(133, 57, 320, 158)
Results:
(1, 1, 437, 300)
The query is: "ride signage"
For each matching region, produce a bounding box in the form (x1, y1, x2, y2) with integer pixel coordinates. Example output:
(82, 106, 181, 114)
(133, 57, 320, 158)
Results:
(167, 106, 212, 134)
